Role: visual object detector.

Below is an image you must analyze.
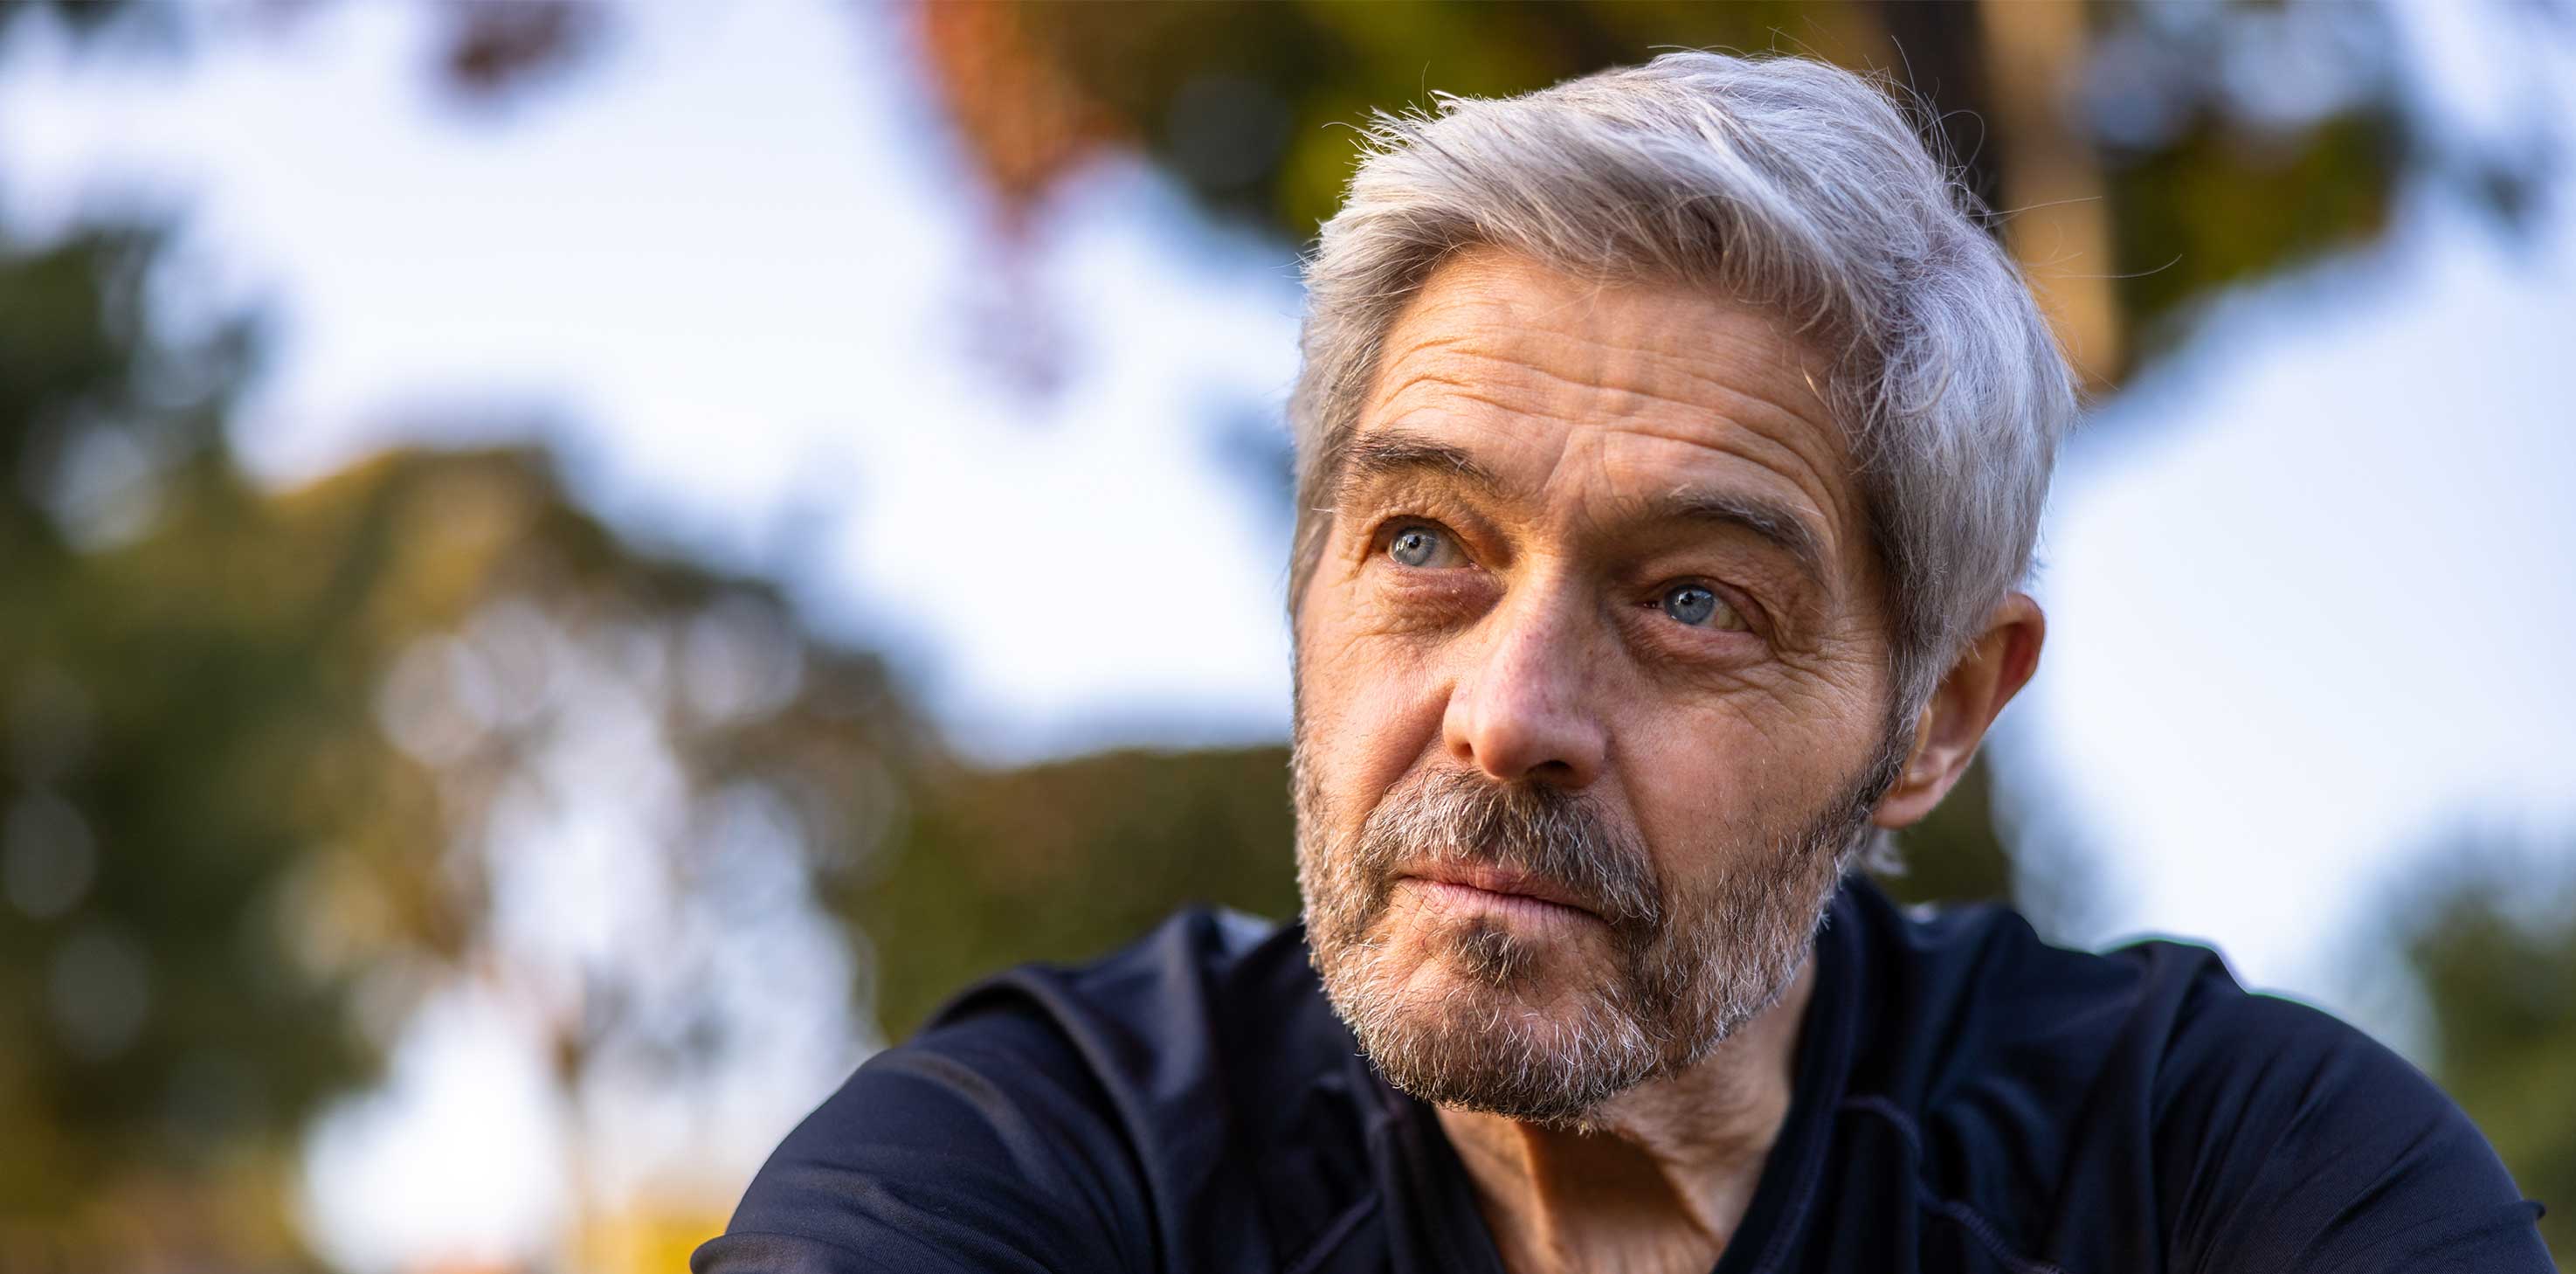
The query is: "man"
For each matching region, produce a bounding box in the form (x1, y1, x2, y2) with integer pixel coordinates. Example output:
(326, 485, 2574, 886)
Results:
(695, 52, 2549, 1274)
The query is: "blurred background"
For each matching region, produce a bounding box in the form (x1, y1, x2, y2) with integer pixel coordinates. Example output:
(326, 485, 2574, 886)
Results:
(0, 1, 2570, 1270)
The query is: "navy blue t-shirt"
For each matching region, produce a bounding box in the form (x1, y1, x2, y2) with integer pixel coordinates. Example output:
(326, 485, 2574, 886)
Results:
(694, 876, 2550, 1272)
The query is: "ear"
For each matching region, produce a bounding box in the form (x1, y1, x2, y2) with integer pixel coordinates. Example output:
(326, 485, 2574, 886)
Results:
(1871, 592, 2046, 829)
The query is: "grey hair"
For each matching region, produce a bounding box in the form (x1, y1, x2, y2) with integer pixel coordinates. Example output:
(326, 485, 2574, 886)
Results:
(1287, 52, 2077, 721)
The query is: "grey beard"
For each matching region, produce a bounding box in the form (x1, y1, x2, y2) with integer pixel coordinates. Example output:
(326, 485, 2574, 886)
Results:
(1292, 738, 1902, 1129)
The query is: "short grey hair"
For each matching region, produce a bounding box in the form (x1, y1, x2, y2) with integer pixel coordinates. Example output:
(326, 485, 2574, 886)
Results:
(1287, 52, 2077, 722)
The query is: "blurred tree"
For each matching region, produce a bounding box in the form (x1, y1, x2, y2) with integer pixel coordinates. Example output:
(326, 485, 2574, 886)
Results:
(2398, 842, 2576, 1264)
(1877, 758, 2012, 910)
(431, 0, 607, 106)
(1879, 755, 2102, 945)
(911, 0, 2461, 385)
(0, 224, 341, 1267)
(0, 220, 926, 1269)
(858, 744, 1300, 1040)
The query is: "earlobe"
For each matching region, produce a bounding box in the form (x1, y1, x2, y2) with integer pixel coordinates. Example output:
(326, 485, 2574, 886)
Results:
(1870, 708, 1948, 830)
(1870, 592, 2047, 829)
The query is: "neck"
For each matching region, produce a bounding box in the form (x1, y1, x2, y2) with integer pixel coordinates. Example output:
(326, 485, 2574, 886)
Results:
(1433, 955, 1818, 1274)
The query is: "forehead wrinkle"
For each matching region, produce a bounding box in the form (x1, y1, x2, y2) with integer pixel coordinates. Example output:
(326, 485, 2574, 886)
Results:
(1372, 372, 1547, 433)
(1367, 327, 1853, 538)
(1593, 336, 1848, 486)
(1369, 365, 1820, 516)
(1394, 341, 1804, 428)
(1387, 253, 1832, 416)
(1585, 419, 1853, 561)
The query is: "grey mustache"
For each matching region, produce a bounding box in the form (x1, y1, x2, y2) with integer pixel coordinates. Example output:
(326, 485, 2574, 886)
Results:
(1353, 770, 1664, 929)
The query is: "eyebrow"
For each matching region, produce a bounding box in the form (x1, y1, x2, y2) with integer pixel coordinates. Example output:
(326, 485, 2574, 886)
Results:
(1337, 428, 1834, 585)
(1337, 431, 1503, 497)
(1626, 486, 1832, 586)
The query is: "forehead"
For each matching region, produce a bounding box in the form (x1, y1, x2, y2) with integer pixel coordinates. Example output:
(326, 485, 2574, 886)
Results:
(1353, 248, 1862, 570)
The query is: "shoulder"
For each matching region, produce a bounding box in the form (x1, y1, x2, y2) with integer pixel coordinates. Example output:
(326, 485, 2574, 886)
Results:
(701, 906, 1379, 1274)
(2142, 967, 2547, 1269)
(1840, 877, 2433, 1124)
(1831, 881, 2547, 1270)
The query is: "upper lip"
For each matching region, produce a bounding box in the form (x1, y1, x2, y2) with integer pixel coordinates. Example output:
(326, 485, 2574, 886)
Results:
(1400, 862, 1598, 917)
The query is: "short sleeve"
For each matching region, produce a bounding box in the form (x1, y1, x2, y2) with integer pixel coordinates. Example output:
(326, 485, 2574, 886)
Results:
(2153, 987, 2551, 1273)
(692, 1006, 1157, 1274)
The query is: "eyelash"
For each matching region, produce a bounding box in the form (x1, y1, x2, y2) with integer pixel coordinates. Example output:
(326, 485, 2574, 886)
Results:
(1373, 517, 1468, 567)
(1366, 516, 1772, 642)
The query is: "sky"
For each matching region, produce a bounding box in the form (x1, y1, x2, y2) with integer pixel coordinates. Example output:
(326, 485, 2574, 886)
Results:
(0, 0, 1307, 758)
(2, 2, 2571, 1270)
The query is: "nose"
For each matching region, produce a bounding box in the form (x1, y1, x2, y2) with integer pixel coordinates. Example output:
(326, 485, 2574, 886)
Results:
(1441, 576, 1609, 789)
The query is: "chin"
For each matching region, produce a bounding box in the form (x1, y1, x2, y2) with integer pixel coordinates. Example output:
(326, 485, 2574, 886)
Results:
(1351, 977, 1661, 1127)
(1326, 912, 1665, 1125)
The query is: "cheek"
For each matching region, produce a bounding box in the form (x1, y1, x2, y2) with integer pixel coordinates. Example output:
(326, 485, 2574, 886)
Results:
(1295, 594, 1451, 831)
(1613, 682, 1882, 868)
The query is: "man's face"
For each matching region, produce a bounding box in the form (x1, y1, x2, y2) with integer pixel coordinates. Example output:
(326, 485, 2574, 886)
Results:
(1291, 248, 1907, 1125)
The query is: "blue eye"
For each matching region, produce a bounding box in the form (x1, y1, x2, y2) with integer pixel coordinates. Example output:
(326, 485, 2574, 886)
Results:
(1661, 584, 1745, 631)
(1388, 525, 1454, 568)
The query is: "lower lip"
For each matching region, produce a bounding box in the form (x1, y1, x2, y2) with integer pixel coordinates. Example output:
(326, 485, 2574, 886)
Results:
(1404, 877, 1598, 927)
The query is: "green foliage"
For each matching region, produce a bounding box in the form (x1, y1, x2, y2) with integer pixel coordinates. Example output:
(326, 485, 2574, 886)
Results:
(858, 745, 1301, 1041)
(2402, 848, 2576, 1264)
(1874, 756, 2013, 909)
(2108, 109, 2400, 356)
(999, 0, 2417, 371)
(0, 225, 345, 1242)
(1875, 756, 2099, 945)
(0, 223, 924, 1264)
(1019, 1, 1905, 245)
